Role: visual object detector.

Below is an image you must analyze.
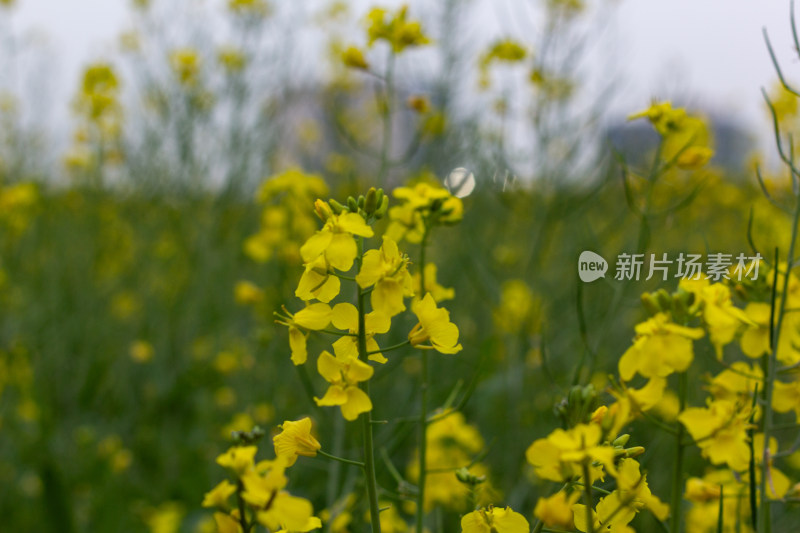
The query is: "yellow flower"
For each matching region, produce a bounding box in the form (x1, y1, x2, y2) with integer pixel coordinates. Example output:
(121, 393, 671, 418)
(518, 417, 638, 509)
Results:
(129, 340, 154, 363)
(533, 491, 579, 529)
(618, 312, 704, 381)
(234, 280, 263, 305)
(240, 460, 321, 531)
(412, 263, 454, 304)
(276, 303, 333, 365)
(366, 5, 430, 53)
(678, 399, 752, 471)
(628, 101, 714, 168)
(330, 303, 390, 363)
(408, 293, 462, 354)
(202, 480, 237, 508)
(461, 506, 529, 533)
(708, 362, 762, 403)
(773, 376, 800, 418)
(614, 458, 669, 520)
(228, 0, 269, 17)
(525, 423, 616, 482)
(572, 491, 636, 533)
(739, 302, 771, 358)
(341, 46, 369, 70)
(218, 47, 247, 73)
(216, 446, 258, 476)
(213, 511, 242, 533)
(272, 417, 321, 466)
(356, 236, 414, 317)
(300, 204, 374, 271)
(385, 181, 462, 243)
(314, 351, 373, 421)
(169, 48, 202, 87)
(295, 255, 341, 303)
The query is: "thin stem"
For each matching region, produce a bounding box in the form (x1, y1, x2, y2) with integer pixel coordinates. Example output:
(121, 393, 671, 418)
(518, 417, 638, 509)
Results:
(317, 449, 365, 469)
(367, 339, 410, 356)
(670, 371, 688, 533)
(415, 227, 431, 533)
(582, 460, 595, 533)
(357, 237, 382, 533)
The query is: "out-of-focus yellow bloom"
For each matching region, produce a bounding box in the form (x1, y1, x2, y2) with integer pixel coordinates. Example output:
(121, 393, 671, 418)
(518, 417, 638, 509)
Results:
(493, 279, 538, 333)
(387, 181, 462, 243)
(365, 502, 407, 533)
(202, 480, 237, 509)
(341, 46, 369, 70)
(412, 263, 454, 304)
(145, 502, 184, 533)
(618, 312, 704, 381)
(314, 351, 373, 420)
(408, 293, 462, 354)
(629, 101, 714, 169)
(740, 302, 771, 358)
(407, 94, 431, 113)
(356, 236, 413, 317)
(685, 470, 749, 533)
(218, 46, 247, 73)
(461, 506, 529, 533)
(480, 39, 527, 65)
(614, 458, 669, 520)
(234, 280, 263, 305)
(680, 279, 752, 359)
(228, 0, 269, 18)
(129, 340, 154, 363)
(366, 5, 430, 53)
(170, 48, 202, 87)
(0, 0, 16, 8)
(708, 362, 762, 404)
(750, 433, 791, 499)
(273, 417, 321, 466)
(407, 409, 493, 511)
(679, 399, 752, 471)
(216, 446, 258, 476)
(533, 490, 579, 529)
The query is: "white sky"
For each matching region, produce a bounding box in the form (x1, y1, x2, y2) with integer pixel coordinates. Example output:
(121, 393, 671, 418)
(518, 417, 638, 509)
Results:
(2, 0, 799, 146)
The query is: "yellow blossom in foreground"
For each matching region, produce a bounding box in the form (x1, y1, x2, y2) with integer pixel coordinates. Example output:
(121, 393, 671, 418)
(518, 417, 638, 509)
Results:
(461, 506, 529, 533)
(273, 417, 321, 466)
(740, 302, 770, 358)
(572, 491, 635, 533)
(202, 480, 237, 509)
(276, 303, 333, 365)
(213, 511, 242, 533)
(295, 255, 341, 303)
(408, 293, 462, 354)
(240, 460, 320, 531)
(314, 351, 373, 420)
(533, 490, 579, 529)
(330, 303, 390, 363)
(678, 399, 752, 471)
(618, 312, 704, 381)
(356, 236, 413, 317)
(300, 204, 373, 271)
(526, 423, 616, 482)
(614, 458, 669, 520)
(216, 446, 258, 476)
(680, 278, 752, 359)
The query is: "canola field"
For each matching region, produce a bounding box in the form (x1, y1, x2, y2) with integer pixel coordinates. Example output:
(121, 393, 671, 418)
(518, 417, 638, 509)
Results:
(2, 1, 800, 532)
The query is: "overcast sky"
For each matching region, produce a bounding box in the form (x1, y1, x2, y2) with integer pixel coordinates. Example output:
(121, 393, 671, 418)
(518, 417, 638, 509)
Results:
(2, 0, 799, 146)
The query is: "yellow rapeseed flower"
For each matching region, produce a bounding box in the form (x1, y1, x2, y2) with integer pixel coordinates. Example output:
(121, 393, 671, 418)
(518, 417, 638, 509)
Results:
(300, 202, 374, 271)
(461, 506, 529, 533)
(678, 399, 752, 471)
(272, 417, 321, 466)
(408, 293, 462, 354)
(202, 480, 237, 508)
(356, 236, 414, 317)
(330, 303, 390, 363)
(314, 351, 373, 421)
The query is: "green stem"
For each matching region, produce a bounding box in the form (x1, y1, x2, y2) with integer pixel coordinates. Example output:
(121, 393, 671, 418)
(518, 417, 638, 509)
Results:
(761, 203, 800, 532)
(317, 449, 365, 469)
(415, 228, 430, 533)
(670, 371, 688, 533)
(367, 339, 410, 355)
(357, 236, 382, 533)
(582, 460, 595, 533)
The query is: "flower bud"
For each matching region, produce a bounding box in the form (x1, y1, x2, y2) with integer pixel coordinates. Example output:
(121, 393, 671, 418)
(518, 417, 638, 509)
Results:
(612, 434, 630, 447)
(314, 199, 333, 221)
(624, 446, 645, 458)
(329, 199, 345, 215)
